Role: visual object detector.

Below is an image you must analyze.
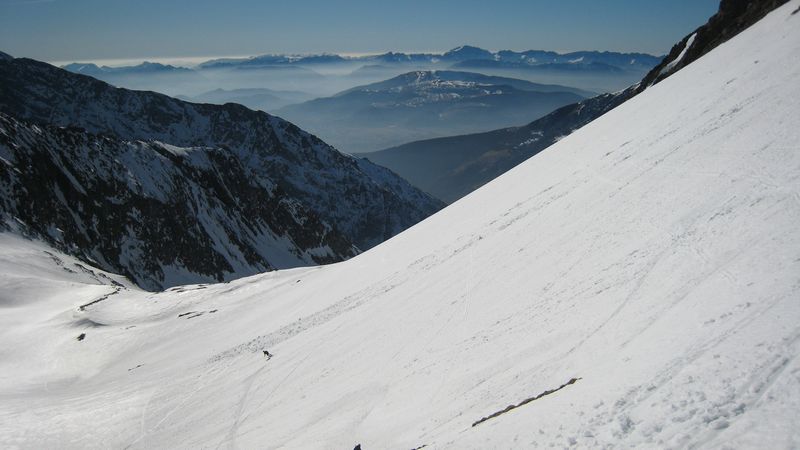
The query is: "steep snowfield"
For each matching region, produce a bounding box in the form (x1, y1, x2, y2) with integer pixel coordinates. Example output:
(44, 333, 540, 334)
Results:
(2, 2, 799, 449)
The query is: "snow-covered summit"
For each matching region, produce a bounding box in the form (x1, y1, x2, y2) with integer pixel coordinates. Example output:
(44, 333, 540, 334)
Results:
(1, 1, 798, 448)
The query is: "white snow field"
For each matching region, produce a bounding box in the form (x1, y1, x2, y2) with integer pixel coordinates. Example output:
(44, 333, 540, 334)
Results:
(2, 3, 800, 449)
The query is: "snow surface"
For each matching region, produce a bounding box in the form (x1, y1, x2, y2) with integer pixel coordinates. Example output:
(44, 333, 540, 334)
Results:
(660, 32, 697, 77)
(1, 2, 800, 448)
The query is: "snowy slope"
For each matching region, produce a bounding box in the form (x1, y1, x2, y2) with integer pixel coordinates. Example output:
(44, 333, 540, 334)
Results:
(0, 233, 135, 394)
(1, 2, 800, 449)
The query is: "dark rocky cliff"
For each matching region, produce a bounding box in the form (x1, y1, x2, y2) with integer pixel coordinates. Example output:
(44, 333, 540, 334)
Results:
(0, 56, 444, 253)
(0, 113, 356, 290)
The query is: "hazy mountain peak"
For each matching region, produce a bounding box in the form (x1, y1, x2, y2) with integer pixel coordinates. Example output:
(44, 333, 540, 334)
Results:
(442, 45, 494, 60)
(278, 69, 588, 153)
(61, 62, 102, 73)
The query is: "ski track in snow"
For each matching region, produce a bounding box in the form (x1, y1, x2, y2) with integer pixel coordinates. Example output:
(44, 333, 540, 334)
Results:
(223, 363, 265, 448)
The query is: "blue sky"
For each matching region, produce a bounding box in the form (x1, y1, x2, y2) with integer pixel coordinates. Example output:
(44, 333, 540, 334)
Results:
(0, 0, 718, 63)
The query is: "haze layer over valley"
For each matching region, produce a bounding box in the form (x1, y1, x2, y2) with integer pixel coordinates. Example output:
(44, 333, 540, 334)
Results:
(56, 46, 660, 156)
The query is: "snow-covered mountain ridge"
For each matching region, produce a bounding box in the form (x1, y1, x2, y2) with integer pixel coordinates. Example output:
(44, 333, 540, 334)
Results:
(1, 1, 798, 448)
(195, 45, 661, 71)
(0, 56, 443, 251)
(0, 113, 357, 290)
(0, 57, 443, 289)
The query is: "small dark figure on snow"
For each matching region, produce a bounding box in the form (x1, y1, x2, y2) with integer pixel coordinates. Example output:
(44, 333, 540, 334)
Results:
(262, 350, 273, 360)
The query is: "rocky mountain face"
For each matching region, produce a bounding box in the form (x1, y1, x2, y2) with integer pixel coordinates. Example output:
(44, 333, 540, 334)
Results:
(0, 57, 444, 289)
(0, 113, 357, 290)
(361, 0, 790, 204)
(636, 0, 791, 89)
(278, 70, 588, 154)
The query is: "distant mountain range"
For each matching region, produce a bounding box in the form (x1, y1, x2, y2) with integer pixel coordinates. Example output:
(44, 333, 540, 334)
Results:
(58, 45, 664, 98)
(197, 45, 662, 72)
(357, 0, 788, 204)
(63, 61, 194, 76)
(453, 60, 624, 73)
(61, 60, 326, 97)
(0, 55, 443, 290)
(277, 70, 590, 153)
(61, 61, 210, 96)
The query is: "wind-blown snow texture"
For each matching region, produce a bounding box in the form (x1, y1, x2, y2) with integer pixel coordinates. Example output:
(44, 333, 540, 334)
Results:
(1, 1, 799, 449)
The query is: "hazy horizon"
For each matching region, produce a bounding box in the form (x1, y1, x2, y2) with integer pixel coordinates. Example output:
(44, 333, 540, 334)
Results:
(1, 0, 717, 63)
(43, 45, 672, 69)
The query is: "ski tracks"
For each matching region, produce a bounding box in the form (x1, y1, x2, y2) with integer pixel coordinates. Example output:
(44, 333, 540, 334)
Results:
(223, 364, 266, 449)
(576, 283, 800, 446)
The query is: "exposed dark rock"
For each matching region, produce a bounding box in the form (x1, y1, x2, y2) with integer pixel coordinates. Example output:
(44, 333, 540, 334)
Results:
(638, 0, 791, 89)
(0, 55, 444, 253)
(0, 57, 444, 290)
(0, 114, 357, 290)
(472, 377, 581, 427)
